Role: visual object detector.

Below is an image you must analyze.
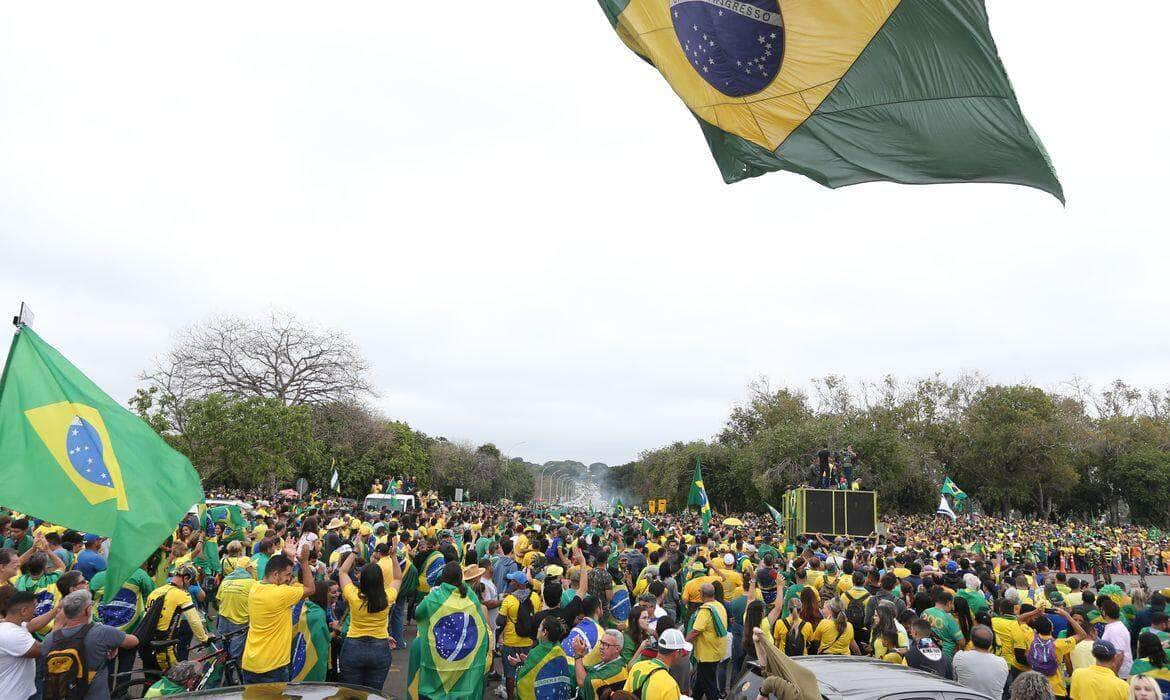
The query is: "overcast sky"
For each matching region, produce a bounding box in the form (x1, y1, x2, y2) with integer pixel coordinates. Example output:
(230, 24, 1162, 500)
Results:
(1, 2, 1166, 466)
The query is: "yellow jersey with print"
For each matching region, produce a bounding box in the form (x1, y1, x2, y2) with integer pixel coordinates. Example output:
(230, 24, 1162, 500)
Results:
(241, 583, 307, 673)
(216, 575, 256, 625)
(812, 618, 854, 655)
(145, 585, 194, 635)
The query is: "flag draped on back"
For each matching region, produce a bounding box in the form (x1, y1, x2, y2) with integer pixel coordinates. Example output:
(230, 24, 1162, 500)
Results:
(289, 600, 320, 682)
(0, 325, 203, 601)
(408, 582, 490, 699)
(594, 0, 1062, 201)
(688, 458, 712, 532)
(516, 641, 574, 700)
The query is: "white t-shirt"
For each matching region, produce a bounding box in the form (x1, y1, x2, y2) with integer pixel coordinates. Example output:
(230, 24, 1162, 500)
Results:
(481, 579, 500, 629)
(0, 621, 35, 700)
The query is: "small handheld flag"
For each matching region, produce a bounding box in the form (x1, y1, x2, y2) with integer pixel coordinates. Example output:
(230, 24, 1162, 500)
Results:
(330, 462, 340, 494)
(0, 324, 204, 601)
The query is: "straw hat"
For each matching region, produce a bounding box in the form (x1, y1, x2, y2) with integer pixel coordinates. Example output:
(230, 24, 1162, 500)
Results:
(462, 565, 486, 581)
(325, 517, 346, 530)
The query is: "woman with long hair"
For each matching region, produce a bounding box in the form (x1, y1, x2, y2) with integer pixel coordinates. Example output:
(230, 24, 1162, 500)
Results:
(1130, 631, 1170, 686)
(870, 601, 907, 660)
(811, 599, 859, 655)
(337, 550, 398, 689)
(799, 587, 822, 630)
(952, 596, 974, 647)
(771, 598, 814, 656)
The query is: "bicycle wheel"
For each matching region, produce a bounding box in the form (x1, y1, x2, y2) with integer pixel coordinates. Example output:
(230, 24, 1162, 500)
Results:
(111, 672, 163, 699)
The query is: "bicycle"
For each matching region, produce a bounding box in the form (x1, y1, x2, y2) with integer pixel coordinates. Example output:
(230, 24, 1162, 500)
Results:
(111, 627, 248, 699)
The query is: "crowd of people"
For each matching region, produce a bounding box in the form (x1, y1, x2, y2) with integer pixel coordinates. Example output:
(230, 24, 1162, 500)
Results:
(0, 485, 1168, 700)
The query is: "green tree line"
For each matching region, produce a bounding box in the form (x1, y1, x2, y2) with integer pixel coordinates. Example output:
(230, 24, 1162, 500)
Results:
(606, 374, 1170, 526)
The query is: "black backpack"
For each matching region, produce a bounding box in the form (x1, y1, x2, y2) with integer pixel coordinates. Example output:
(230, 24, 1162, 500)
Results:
(784, 621, 807, 656)
(130, 588, 168, 647)
(43, 623, 96, 700)
(844, 592, 870, 636)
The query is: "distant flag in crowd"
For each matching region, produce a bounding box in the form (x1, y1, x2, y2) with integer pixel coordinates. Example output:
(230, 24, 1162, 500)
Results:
(936, 494, 957, 521)
(0, 324, 203, 601)
(641, 518, 658, 537)
(688, 457, 711, 532)
(330, 460, 341, 493)
(594, 0, 1062, 200)
(408, 579, 490, 698)
(765, 502, 783, 527)
(614, 498, 625, 516)
(941, 475, 968, 511)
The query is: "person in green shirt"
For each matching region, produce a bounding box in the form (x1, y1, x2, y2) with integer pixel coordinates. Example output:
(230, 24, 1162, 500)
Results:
(250, 537, 275, 580)
(475, 533, 496, 561)
(3, 518, 33, 555)
(922, 588, 965, 658)
(956, 574, 989, 617)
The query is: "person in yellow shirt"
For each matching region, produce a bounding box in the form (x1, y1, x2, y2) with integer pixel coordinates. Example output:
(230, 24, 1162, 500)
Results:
(992, 599, 1041, 672)
(623, 628, 691, 700)
(685, 582, 728, 700)
(769, 598, 814, 655)
(142, 565, 210, 672)
(812, 599, 858, 655)
(241, 541, 315, 684)
(499, 570, 541, 699)
(712, 554, 744, 601)
(215, 563, 256, 666)
(1069, 640, 1129, 700)
(1028, 611, 1086, 697)
(337, 548, 400, 689)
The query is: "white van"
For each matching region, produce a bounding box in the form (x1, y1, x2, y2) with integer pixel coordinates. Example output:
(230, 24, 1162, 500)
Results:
(363, 493, 415, 513)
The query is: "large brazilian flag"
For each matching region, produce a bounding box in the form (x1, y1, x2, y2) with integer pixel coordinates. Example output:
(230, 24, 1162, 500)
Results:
(408, 582, 490, 699)
(597, 0, 1062, 200)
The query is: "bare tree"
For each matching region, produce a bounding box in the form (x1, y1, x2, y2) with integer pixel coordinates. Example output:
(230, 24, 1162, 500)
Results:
(142, 311, 375, 412)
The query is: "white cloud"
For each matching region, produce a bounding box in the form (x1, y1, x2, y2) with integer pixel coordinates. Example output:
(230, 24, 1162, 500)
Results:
(1, 1, 1166, 465)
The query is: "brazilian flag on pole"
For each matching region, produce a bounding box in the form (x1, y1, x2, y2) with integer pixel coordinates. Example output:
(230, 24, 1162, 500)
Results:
(0, 325, 203, 601)
(941, 476, 968, 512)
(407, 582, 490, 699)
(614, 498, 625, 516)
(641, 518, 658, 537)
(596, 0, 1062, 201)
(766, 502, 782, 526)
(688, 457, 711, 532)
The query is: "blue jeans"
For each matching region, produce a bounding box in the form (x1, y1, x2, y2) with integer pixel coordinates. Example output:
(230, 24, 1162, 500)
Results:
(217, 617, 248, 668)
(719, 628, 742, 691)
(389, 594, 410, 649)
(241, 666, 290, 684)
(339, 636, 392, 690)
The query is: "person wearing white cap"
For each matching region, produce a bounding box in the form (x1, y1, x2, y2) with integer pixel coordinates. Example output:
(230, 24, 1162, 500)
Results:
(624, 628, 690, 699)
